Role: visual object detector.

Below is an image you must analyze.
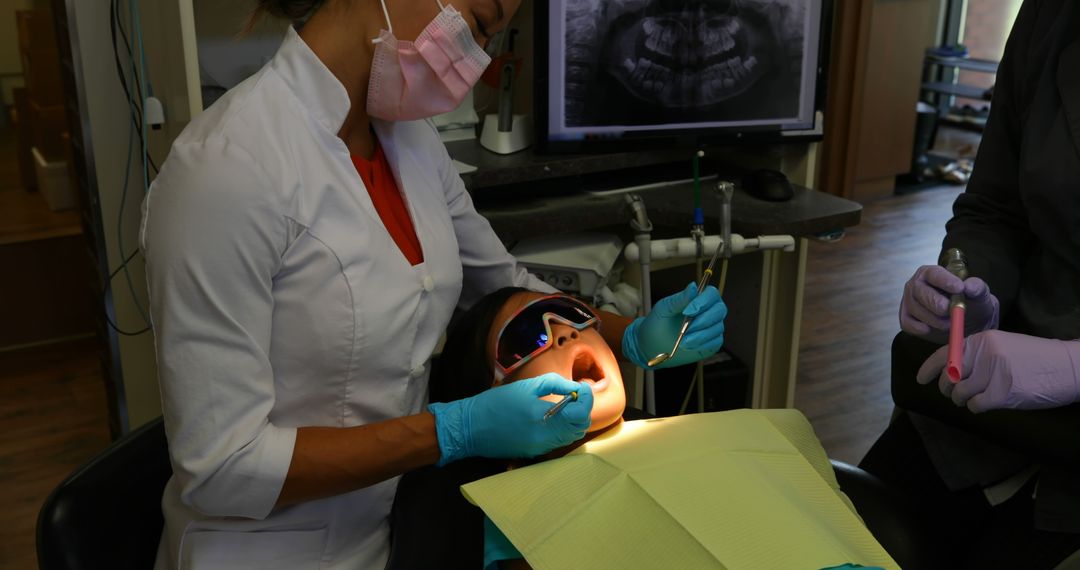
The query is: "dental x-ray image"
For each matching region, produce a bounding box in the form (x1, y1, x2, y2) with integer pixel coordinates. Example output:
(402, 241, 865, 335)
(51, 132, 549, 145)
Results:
(562, 0, 812, 128)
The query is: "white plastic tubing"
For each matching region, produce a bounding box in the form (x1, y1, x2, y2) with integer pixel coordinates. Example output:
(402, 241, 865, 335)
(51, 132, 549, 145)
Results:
(623, 234, 796, 262)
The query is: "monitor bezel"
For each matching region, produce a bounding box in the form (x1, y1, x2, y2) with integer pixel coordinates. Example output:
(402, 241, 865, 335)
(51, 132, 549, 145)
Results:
(534, 0, 834, 154)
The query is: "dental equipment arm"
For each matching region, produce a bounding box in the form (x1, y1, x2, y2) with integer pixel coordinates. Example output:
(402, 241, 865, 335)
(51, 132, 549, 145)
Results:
(623, 234, 797, 262)
(624, 181, 796, 263)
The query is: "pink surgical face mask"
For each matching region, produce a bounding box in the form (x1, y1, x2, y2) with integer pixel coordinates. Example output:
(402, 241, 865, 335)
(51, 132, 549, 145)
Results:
(366, 0, 492, 121)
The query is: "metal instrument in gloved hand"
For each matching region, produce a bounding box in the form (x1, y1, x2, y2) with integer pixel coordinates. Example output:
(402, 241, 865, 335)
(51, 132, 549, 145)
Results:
(900, 264, 1000, 344)
(427, 374, 592, 466)
(622, 282, 727, 370)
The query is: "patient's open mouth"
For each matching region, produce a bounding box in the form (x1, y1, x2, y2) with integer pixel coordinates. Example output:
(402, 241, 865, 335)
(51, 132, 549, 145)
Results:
(571, 351, 609, 392)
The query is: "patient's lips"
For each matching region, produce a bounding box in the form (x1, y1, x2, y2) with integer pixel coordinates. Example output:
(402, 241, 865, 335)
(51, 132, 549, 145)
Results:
(570, 348, 609, 393)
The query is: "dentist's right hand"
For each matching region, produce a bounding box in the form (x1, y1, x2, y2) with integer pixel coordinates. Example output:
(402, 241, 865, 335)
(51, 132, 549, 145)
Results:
(900, 265, 1000, 344)
(427, 373, 592, 466)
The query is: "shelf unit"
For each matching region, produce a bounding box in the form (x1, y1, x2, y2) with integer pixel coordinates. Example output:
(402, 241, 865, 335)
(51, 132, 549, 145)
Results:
(920, 49, 999, 133)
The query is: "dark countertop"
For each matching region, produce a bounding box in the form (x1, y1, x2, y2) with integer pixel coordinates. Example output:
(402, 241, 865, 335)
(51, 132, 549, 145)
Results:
(446, 140, 704, 190)
(447, 139, 862, 243)
(476, 178, 862, 244)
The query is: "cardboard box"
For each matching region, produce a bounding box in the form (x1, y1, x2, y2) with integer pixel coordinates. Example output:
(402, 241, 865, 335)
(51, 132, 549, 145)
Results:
(33, 146, 73, 211)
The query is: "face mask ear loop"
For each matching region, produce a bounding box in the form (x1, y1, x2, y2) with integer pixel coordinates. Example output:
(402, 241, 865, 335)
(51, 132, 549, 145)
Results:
(435, 0, 446, 9)
(372, 0, 393, 44)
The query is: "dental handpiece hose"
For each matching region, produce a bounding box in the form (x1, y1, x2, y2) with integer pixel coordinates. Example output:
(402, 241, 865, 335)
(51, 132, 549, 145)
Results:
(944, 248, 968, 383)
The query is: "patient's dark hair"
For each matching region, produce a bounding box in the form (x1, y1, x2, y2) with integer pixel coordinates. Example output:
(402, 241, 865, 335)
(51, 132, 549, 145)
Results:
(246, 0, 325, 32)
(430, 287, 530, 404)
(253, 0, 324, 20)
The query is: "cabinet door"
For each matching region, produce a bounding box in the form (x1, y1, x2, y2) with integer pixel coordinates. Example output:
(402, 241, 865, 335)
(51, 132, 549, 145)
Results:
(853, 0, 942, 199)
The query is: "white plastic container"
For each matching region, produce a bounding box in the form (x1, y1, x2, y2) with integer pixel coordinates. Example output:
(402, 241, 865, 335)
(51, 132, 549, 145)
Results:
(32, 146, 74, 211)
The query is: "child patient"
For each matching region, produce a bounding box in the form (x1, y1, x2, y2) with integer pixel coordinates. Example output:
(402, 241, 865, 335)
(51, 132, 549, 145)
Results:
(389, 288, 894, 570)
(388, 287, 629, 569)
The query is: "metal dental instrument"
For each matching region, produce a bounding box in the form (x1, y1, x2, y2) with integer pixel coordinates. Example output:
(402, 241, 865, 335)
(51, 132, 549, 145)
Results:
(647, 181, 735, 368)
(543, 391, 579, 421)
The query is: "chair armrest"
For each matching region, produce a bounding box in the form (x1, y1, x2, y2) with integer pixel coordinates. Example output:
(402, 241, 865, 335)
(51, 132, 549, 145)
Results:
(831, 459, 936, 569)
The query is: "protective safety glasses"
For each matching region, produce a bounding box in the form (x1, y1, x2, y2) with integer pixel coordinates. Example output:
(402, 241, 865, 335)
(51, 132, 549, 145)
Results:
(494, 295, 600, 381)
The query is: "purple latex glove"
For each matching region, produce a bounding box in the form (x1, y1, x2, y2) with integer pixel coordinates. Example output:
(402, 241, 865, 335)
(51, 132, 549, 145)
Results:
(899, 265, 1000, 344)
(917, 330, 1080, 413)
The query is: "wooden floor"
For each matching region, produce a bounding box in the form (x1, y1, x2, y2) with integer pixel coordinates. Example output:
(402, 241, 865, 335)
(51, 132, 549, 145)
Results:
(795, 184, 965, 465)
(0, 123, 111, 570)
(0, 339, 110, 570)
(0, 180, 964, 568)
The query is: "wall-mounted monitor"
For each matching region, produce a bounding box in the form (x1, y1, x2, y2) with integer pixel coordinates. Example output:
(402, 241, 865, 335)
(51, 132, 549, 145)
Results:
(536, 0, 831, 153)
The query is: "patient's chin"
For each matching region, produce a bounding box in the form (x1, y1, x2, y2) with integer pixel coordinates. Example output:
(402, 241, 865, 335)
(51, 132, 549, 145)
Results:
(589, 395, 626, 432)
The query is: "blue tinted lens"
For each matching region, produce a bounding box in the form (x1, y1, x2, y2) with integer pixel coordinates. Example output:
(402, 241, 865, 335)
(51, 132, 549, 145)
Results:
(496, 297, 597, 372)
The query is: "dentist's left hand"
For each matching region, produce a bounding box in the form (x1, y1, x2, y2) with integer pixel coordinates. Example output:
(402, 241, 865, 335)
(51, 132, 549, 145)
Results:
(427, 373, 592, 466)
(622, 282, 728, 369)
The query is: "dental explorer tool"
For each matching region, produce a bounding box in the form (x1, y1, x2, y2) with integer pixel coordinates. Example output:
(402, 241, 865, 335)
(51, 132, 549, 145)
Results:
(944, 248, 968, 383)
(543, 391, 579, 421)
(647, 181, 735, 368)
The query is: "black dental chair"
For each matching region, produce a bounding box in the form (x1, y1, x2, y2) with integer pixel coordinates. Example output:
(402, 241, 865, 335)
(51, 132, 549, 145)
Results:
(831, 459, 936, 568)
(37, 416, 171, 570)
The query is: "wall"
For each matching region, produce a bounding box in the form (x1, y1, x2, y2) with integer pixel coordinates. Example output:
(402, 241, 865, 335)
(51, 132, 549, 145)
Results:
(956, 0, 1022, 106)
(67, 0, 285, 429)
(66, 0, 199, 430)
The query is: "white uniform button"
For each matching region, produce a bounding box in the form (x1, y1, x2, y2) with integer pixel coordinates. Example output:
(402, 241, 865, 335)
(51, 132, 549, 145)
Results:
(410, 364, 426, 378)
(422, 275, 435, 292)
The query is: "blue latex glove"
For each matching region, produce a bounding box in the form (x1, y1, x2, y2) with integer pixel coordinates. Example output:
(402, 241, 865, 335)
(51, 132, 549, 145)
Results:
(622, 282, 727, 370)
(428, 373, 592, 466)
(900, 265, 999, 344)
(917, 330, 1080, 413)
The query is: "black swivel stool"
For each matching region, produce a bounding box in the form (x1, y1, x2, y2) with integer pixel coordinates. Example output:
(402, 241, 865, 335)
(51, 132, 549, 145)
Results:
(37, 416, 171, 570)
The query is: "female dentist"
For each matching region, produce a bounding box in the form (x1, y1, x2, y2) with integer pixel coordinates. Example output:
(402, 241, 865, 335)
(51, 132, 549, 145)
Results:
(141, 0, 727, 567)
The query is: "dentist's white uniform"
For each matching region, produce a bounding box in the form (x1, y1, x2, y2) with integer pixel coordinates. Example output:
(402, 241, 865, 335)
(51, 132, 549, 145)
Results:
(142, 28, 551, 569)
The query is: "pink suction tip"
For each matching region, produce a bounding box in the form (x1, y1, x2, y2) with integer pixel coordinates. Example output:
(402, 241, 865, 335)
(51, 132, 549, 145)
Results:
(947, 305, 965, 383)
